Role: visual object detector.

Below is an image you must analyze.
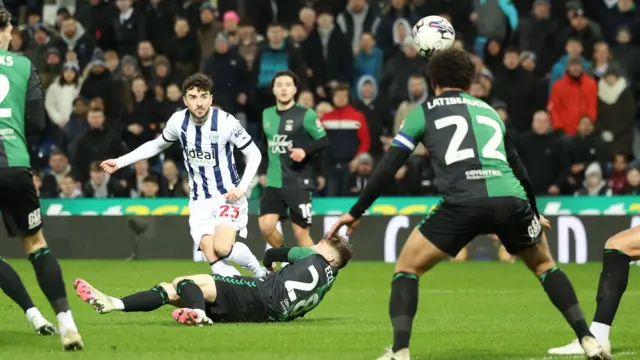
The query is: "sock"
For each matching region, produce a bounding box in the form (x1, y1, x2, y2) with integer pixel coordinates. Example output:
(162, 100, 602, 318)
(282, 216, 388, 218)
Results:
(539, 266, 592, 339)
(28, 247, 69, 314)
(226, 242, 265, 276)
(56, 310, 78, 334)
(389, 272, 419, 352)
(209, 259, 241, 277)
(592, 249, 632, 338)
(175, 279, 205, 311)
(121, 285, 168, 312)
(0, 257, 35, 312)
(590, 322, 611, 342)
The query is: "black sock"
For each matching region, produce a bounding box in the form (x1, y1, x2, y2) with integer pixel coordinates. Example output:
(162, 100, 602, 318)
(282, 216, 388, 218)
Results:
(122, 285, 168, 312)
(175, 279, 205, 311)
(593, 249, 632, 326)
(28, 247, 69, 314)
(540, 266, 592, 339)
(389, 272, 419, 352)
(0, 257, 35, 312)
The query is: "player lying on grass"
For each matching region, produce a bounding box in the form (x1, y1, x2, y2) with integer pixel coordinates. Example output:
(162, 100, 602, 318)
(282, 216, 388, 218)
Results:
(549, 225, 640, 355)
(74, 234, 353, 324)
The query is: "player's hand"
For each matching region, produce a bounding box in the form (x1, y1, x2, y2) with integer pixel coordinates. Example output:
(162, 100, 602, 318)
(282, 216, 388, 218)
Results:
(259, 175, 267, 187)
(224, 188, 244, 203)
(329, 213, 360, 236)
(539, 215, 551, 230)
(100, 159, 120, 174)
(289, 148, 306, 162)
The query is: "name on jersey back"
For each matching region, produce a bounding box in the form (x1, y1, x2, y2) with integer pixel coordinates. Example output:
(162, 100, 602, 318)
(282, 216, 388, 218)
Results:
(427, 96, 493, 110)
(0, 55, 14, 67)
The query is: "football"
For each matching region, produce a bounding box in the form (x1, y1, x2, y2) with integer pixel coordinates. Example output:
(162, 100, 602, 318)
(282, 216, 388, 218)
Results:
(412, 15, 456, 58)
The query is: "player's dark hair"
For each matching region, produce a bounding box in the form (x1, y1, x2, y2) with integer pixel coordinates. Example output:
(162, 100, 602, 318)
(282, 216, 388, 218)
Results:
(271, 70, 298, 88)
(324, 233, 353, 269)
(182, 73, 212, 95)
(427, 48, 475, 91)
(0, 8, 11, 30)
(331, 83, 350, 96)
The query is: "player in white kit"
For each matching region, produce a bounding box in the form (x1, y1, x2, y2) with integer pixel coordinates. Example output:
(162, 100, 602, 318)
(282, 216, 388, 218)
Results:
(100, 73, 266, 278)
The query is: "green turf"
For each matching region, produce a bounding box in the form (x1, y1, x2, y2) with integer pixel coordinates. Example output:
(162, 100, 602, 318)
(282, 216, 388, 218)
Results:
(0, 260, 637, 360)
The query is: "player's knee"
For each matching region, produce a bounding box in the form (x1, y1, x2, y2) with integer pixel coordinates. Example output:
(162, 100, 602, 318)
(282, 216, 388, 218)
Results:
(292, 224, 309, 239)
(158, 282, 180, 303)
(604, 234, 633, 253)
(22, 230, 47, 254)
(213, 241, 233, 258)
(171, 276, 189, 289)
(258, 217, 277, 235)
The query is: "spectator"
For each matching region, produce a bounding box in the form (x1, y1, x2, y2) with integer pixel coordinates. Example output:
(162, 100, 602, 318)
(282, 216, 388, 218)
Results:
(586, 41, 626, 81)
(625, 167, 640, 194)
(519, 51, 549, 107)
(482, 39, 505, 75)
(252, 22, 307, 111)
(289, 21, 308, 48)
(197, 4, 222, 69)
(353, 32, 383, 87)
(111, 0, 146, 56)
(315, 101, 334, 119)
(33, 172, 43, 198)
(567, 116, 608, 192)
(23, 26, 50, 71)
(137, 41, 157, 82)
(72, 108, 127, 183)
(336, 0, 381, 54)
(492, 47, 542, 132)
(612, 26, 640, 97)
(120, 76, 154, 150)
(394, 74, 427, 134)
(597, 67, 636, 158)
(384, 17, 411, 63)
(321, 84, 370, 197)
(126, 160, 161, 198)
(607, 153, 630, 195)
(55, 15, 95, 70)
(59, 173, 83, 199)
(9, 27, 24, 54)
(513, 0, 557, 76)
(236, 21, 262, 71)
(222, 11, 240, 45)
(574, 162, 613, 196)
(60, 97, 90, 154)
(549, 38, 592, 91)
(299, 7, 316, 34)
(548, 56, 597, 136)
(556, 8, 603, 62)
(161, 159, 187, 197)
(303, 6, 353, 100)
(600, 0, 639, 45)
(165, 17, 201, 80)
(40, 48, 63, 90)
(76, 0, 112, 52)
(41, 150, 77, 198)
(353, 75, 393, 157)
(83, 161, 126, 198)
(379, 38, 427, 109)
(104, 50, 121, 79)
(80, 50, 119, 117)
(45, 62, 83, 129)
(297, 90, 315, 109)
(472, 0, 518, 57)
(117, 55, 141, 107)
(140, 175, 160, 198)
(492, 100, 510, 127)
(144, 0, 178, 56)
(150, 55, 180, 90)
(346, 152, 373, 196)
(516, 110, 567, 195)
(375, 0, 419, 55)
(203, 33, 250, 114)
(247, 0, 301, 36)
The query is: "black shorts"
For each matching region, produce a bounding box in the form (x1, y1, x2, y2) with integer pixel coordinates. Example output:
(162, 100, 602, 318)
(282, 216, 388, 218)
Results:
(206, 275, 269, 323)
(0, 167, 42, 237)
(418, 197, 542, 256)
(259, 187, 312, 228)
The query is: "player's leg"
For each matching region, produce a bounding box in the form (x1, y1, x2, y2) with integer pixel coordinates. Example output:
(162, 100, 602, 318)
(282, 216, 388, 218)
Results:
(0, 256, 56, 335)
(287, 190, 314, 247)
(258, 187, 287, 248)
(549, 226, 640, 355)
(171, 274, 218, 326)
(452, 246, 468, 261)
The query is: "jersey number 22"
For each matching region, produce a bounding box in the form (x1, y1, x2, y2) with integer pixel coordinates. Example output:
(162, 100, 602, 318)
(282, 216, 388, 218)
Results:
(0, 75, 12, 118)
(284, 265, 320, 317)
(435, 115, 506, 165)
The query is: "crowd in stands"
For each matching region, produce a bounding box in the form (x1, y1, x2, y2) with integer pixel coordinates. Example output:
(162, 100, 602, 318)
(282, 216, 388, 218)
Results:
(7, 0, 640, 199)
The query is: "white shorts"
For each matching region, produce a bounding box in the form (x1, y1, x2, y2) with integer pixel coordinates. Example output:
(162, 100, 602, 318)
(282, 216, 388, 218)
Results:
(189, 196, 249, 249)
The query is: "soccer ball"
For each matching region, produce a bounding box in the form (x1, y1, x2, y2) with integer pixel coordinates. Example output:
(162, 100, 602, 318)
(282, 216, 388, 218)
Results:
(412, 15, 456, 58)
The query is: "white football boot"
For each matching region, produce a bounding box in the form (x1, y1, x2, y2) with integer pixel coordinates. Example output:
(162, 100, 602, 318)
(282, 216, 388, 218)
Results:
(549, 337, 612, 357)
(73, 278, 115, 314)
(376, 347, 410, 360)
(26, 308, 57, 335)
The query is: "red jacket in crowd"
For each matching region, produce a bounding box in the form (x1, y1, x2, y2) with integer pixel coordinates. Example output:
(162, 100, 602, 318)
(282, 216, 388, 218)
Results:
(547, 72, 598, 135)
(321, 105, 370, 164)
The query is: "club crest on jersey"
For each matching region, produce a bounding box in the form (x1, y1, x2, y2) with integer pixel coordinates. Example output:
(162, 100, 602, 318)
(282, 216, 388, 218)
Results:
(209, 131, 219, 143)
(284, 119, 294, 132)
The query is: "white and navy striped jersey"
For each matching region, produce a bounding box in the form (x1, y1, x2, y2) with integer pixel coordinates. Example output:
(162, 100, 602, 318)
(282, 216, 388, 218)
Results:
(162, 107, 253, 200)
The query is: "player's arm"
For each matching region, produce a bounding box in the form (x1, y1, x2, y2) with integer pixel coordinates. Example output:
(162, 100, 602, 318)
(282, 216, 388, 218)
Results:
(263, 247, 319, 268)
(348, 107, 425, 218)
(112, 117, 178, 169)
(229, 119, 262, 193)
(504, 133, 540, 217)
(24, 65, 46, 135)
(301, 108, 329, 155)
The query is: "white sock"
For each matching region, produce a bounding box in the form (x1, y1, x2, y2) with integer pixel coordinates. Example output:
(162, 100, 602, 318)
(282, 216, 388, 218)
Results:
(110, 297, 125, 311)
(25, 307, 43, 322)
(210, 260, 240, 277)
(226, 242, 265, 277)
(56, 310, 78, 334)
(590, 322, 611, 342)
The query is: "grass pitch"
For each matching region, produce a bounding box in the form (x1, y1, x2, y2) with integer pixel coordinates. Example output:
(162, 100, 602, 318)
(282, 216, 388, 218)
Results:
(0, 260, 637, 360)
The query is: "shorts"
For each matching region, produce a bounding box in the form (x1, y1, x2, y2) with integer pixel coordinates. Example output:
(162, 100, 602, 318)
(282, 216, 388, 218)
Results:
(206, 275, 269, 323)
(189, 196, 248, 248)
(0, 167, 42, 237)
(259, 187, 312, 228)
(418, 197, 542, 256)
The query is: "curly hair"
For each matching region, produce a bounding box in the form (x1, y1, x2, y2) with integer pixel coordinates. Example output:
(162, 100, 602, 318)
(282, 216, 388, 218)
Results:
(0, 9, 11, 31)
(182, 73, 213, 95)
(427, 48, 475, 91)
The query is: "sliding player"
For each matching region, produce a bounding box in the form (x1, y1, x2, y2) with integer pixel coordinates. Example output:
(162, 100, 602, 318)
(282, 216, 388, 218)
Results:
(74, 234, 353, 324)
(101, 73, 265, 278)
